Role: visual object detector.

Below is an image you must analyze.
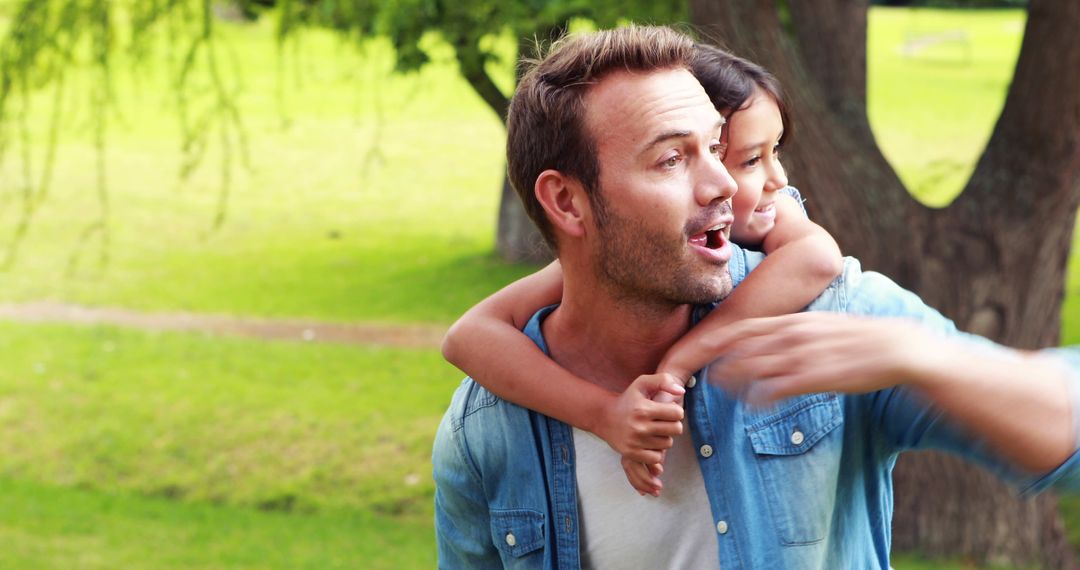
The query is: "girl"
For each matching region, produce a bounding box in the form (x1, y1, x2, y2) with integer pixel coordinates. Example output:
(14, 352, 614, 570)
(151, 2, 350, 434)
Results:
(442, 44, 842, 495)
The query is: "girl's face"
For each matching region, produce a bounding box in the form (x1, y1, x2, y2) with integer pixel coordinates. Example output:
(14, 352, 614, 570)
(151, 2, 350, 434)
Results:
(722, 89, 788, 246)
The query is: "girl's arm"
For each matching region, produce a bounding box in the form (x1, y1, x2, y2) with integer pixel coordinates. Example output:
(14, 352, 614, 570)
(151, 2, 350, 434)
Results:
(658, 193, 843, 380)
(442, 261, 685, 467)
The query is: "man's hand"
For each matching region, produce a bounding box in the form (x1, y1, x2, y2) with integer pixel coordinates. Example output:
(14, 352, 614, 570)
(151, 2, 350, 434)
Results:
(589, 374, 684, 495)
(705, 313, 937, 404)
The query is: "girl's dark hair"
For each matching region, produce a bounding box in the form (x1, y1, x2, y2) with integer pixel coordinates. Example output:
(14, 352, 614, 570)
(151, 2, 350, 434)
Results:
(690, 43, 792, 144)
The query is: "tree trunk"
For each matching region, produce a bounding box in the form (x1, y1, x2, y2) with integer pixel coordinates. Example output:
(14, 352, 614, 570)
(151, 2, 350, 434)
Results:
(454, 25, 563, 264)
(496, 172, 550, 263)
(690, 0, 1080, 566)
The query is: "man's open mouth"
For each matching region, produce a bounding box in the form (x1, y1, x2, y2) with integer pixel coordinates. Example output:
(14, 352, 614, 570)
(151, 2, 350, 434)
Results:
(689, 222, 729, 249)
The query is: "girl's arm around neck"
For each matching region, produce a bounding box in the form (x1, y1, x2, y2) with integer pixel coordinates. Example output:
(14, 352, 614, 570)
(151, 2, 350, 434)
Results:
(659, 194, 843, 380)
(441, 261, 685, 467)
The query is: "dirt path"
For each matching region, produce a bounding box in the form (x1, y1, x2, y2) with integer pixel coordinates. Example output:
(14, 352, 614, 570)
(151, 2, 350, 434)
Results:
(0, 301, 446, 350)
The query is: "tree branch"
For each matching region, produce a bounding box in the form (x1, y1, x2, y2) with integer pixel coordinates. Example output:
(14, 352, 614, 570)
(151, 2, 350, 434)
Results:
(454, 41, 509, 124)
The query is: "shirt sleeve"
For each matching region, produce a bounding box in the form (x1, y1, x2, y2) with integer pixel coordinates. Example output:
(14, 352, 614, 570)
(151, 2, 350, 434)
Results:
(837, 260, 1080, 494)
(1022, 347, 1080, 494)
(778, 186, 808, 217)
(432, 396, 502, 568)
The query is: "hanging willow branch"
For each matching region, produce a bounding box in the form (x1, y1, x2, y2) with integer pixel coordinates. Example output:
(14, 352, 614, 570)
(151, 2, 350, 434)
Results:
(0, 0, 685, 271)
(0, 0, 251, 271)
(1, 0, 84, 269)
(66, 0, 114, 275)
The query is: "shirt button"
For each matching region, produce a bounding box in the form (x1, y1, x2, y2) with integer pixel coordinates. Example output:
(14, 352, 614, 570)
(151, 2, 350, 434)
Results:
(505, 533, 517, 547)
(699, 444, 713, 458)
(716, 520, 729, 534)
(791, 430, 805, 445)
(686, 375, 697, 389)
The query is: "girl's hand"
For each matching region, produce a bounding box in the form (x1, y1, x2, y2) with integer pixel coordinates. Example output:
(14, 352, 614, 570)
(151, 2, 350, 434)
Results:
(594, 374, 685, 465)
(622, 453, 666, 496)
(617, 384, 685, 496)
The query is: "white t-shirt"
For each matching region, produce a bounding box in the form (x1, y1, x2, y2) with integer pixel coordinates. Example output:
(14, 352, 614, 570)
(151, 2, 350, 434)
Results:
(573, 426, 721, 569)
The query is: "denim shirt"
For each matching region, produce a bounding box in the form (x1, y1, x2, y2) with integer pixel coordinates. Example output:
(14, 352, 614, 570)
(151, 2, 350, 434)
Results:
(432, 246, 1080, 569)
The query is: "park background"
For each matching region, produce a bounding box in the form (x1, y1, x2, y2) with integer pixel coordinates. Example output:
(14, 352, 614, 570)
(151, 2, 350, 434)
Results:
(0, 0, 1076, 568)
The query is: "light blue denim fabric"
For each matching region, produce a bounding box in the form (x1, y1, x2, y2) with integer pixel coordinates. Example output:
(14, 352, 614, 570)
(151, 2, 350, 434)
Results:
(779, 185, 806, 216)
(432, 246, 1080, 569)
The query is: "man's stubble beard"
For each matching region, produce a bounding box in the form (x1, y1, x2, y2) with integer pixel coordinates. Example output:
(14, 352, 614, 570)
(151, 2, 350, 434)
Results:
(591, 193, 733, 309)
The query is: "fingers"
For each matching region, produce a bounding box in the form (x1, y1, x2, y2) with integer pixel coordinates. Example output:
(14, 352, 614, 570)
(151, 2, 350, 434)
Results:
(701, 315, 793, 351)
(630, 373, 686, 400)
(658, 373, 688, 397)
(621, 447, 665, 465)
(631, 399, 684, 423)
(716, 350, 804, 383)
(700, 313, 928, 405)
(627, 408, 683, 450)
(603, 376, 686, 459)
(643, 420, 683, 438)
(640, 435, 676, 450)
(652, 389, 685, 406)
(621, 424, 680, 462)
(622, 457, 662, 496)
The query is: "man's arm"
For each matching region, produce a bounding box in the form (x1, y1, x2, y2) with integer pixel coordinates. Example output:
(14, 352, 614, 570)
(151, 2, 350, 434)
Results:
(432, 410, 499, 568)
(704, 312, 1075, 473)
(690, 256, 1080, 486)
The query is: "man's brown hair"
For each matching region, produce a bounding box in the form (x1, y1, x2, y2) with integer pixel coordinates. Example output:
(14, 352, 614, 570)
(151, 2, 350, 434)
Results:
(506, 25, 696, 250)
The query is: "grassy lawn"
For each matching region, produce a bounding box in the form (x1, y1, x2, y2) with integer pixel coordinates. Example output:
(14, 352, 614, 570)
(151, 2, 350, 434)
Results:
(0, 478, 435, 569)
(0, 322, 452, 567)
(0, 5, 1076, 570)
(0, 322, 460, 514)
(868, 8, 1026, 207)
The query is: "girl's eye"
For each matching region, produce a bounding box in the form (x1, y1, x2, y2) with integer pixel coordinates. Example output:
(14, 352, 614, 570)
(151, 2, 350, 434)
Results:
(773, 144, 782, 157)
(743, 155, 761, 168)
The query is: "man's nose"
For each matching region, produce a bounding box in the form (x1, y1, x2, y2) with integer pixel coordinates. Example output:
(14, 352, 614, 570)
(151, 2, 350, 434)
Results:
(696, 155, 738, 206)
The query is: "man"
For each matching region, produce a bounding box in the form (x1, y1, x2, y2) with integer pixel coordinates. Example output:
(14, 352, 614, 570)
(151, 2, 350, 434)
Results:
(432, 26, 1080, 569)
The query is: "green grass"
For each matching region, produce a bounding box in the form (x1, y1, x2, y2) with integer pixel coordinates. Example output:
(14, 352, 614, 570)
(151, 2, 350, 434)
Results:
(868, 8, 1026, 207)
(0, 322, 460, 514)
(0, 321, 451, 566)
(0, 478, 435, 569)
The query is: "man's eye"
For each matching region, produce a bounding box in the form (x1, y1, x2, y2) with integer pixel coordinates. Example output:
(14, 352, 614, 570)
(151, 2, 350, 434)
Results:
(710, 143, 726, 158)
(662, 155, 681, 168)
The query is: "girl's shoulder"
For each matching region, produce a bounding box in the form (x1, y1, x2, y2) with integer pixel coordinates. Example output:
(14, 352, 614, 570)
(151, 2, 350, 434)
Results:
(779, 186, 806, 217)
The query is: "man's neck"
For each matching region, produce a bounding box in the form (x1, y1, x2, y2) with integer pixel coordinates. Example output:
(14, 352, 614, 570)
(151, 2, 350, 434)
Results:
(541, 277, 693, 394)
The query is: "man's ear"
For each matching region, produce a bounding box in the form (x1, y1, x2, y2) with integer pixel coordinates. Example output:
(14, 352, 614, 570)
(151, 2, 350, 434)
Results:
(535, 169, 589, 239)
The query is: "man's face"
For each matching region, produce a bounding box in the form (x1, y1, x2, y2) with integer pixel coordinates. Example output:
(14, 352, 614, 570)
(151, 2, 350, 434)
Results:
(581, 67, 738, 307)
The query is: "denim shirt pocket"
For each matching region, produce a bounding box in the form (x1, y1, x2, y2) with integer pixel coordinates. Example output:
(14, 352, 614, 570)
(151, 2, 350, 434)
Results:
(745, 393, 844, 546)
(490, 508, 545, 566)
